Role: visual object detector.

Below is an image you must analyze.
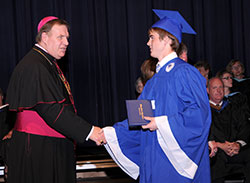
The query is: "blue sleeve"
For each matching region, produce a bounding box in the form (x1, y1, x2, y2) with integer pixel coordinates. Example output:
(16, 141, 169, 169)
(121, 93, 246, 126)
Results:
(113, 120, 141, 166)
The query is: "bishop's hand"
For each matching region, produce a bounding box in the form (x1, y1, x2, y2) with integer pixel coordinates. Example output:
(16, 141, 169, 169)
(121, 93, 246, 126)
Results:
(89, 126, 106, 146)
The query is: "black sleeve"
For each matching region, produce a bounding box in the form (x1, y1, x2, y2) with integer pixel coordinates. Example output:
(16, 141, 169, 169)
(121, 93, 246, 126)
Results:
(34, 103, 92, 143)
(233, 104, 250, 143)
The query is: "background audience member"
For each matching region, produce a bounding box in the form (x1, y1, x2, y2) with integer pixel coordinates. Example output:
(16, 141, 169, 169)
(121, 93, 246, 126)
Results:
(216, 69, 250, 129)
(226, 59, 250, 108)
(0, 88, 14, 142)
(194, 61, 210, 82)
(0, 88, 15, 181)
(226, 59, 246, 80)
(135, 57, 157, 98)
(207, 77, 250, 183)
(176, 42, 188, 62)
(135, 77, 144, 98)
(0, 89, 4, 106)
(0, 88, 8, 145)
(216, 70, 233, 96)
(216, 70, 248, 106)
(140, 57, 157, 86)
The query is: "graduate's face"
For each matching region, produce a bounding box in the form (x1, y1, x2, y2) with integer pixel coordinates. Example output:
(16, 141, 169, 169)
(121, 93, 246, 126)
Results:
(44, 24, 69, 59)
(207, 78, 224, 103)
(147, 30, 169, 60)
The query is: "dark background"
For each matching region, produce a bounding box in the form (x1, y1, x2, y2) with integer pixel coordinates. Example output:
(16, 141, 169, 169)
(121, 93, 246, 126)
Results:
(0, 0, 249, 145)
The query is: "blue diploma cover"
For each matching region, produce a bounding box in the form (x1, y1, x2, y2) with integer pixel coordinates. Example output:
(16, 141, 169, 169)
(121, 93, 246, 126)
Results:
(126, 100, 154, 126)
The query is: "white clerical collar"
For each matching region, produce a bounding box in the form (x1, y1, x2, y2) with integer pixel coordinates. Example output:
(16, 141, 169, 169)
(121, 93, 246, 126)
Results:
(156, 52, 177, 73)
(209, 100, 223, 106)
(35, 43, 48, 53)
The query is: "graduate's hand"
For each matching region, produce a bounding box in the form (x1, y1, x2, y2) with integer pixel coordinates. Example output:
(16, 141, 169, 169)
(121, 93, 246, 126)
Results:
(89, 126, 106, 146)
(141, 116, 158, 131)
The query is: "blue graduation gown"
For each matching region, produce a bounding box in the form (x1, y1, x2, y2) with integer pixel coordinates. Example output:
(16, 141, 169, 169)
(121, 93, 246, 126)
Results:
(104, 58, 211, 183)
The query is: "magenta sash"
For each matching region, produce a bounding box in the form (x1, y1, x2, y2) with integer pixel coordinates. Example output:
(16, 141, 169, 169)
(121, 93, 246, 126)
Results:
(14, 110, 65, 138)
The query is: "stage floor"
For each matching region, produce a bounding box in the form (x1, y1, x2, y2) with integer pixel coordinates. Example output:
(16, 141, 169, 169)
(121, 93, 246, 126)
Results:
(0, 145, 138, 183)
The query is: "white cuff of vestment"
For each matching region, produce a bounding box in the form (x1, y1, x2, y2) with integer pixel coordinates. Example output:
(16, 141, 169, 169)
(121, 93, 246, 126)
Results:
(103, 127, 139, 180)
(155, 115, 198, 179)
(236, 140, 246, 147)
(85, 126, 94, 141)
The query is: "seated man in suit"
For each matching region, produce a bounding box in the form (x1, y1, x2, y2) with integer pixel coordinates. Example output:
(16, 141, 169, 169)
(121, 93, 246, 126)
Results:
(207, 77, 250, 183)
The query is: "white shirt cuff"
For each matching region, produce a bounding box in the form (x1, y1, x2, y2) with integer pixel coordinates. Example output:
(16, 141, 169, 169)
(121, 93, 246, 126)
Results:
(85, 126, 94, 141)
(236, 140, 246, 147)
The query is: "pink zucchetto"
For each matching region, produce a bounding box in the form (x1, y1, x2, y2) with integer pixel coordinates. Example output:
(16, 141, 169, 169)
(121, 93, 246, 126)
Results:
(37, 16, 58, 33)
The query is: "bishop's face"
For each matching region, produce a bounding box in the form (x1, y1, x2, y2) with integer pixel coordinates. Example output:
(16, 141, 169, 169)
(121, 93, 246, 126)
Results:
(44, 24, 69, 59)
(147, 30, 167, 60)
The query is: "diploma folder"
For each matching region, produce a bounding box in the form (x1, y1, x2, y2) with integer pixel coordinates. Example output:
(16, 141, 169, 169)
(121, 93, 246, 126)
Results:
(126, 100, 153, 126)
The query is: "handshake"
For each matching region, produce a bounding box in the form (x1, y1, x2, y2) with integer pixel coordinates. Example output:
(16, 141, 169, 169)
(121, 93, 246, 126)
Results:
(89, 126, 107, 146)
(88, 116, 157, 146)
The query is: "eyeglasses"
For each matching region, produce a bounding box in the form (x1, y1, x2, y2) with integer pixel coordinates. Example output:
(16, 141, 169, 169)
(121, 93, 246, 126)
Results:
(232, 65, 241, 70)
(222, 76, 233, 80)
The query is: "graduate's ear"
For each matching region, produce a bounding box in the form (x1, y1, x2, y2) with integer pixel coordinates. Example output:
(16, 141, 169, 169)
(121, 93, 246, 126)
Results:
(162, 36, 169, 44)
(163, 36, 172, 47)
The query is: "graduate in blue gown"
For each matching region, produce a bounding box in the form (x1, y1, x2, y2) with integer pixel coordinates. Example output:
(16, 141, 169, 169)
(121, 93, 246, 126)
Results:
(103, 9, 211, 183)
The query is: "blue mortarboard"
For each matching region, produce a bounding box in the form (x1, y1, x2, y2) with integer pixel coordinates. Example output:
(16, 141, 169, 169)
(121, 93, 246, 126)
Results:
(152, 9, 196, 43)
